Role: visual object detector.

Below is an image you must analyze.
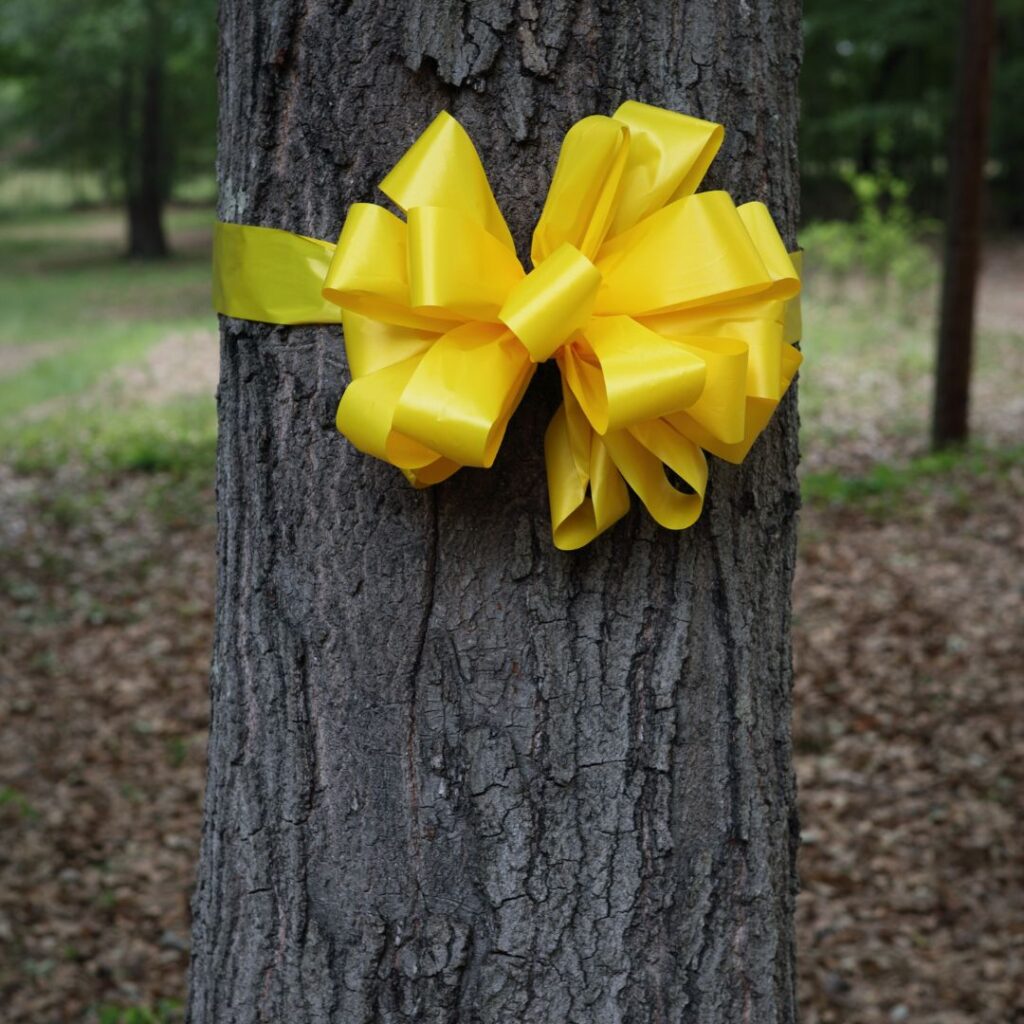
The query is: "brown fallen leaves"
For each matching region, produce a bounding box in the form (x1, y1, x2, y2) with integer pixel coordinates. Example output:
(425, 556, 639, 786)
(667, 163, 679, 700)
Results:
(795, 462, 1024, 1023)
(1, 454, 1022, 1022)
(0, 467, 214, 1022)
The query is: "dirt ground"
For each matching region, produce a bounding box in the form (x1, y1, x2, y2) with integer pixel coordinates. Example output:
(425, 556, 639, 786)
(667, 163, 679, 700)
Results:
(1, 255, 1023, 1021)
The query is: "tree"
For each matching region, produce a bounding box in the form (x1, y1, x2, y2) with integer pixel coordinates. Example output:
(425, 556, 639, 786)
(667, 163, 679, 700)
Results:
(0, 0, 216, 257)
(932, 0, 996, 450)
(189, 3, 802, 1021)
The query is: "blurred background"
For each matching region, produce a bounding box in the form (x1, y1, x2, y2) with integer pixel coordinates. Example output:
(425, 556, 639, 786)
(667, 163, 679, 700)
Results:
(0, 1, 1021, 1022)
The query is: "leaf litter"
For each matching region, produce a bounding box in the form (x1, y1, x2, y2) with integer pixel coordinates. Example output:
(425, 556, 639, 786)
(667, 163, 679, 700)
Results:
(1, 266, 1022, 1021)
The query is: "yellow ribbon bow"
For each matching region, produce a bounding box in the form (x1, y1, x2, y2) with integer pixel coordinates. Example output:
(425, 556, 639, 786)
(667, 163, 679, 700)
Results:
(212, 101, 802, 549)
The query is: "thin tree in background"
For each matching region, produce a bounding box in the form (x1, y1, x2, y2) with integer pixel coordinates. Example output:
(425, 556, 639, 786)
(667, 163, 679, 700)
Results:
(189, 2, 803, 1020)
(932, 0, 996, 449)
(124, 0, 169, 258)
(0, 0, 216, 259)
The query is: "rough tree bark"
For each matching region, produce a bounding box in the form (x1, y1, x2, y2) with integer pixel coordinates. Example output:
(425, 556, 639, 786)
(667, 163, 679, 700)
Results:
(190, 2, 803, 1022)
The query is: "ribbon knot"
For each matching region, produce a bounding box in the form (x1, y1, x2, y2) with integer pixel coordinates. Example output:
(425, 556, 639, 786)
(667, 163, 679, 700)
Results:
(212, 101, 802, 549)
(499, 242, 601, 364)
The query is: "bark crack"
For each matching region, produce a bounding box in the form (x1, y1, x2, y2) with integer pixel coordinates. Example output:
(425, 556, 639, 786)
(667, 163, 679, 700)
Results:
(405, 488, 439, 876)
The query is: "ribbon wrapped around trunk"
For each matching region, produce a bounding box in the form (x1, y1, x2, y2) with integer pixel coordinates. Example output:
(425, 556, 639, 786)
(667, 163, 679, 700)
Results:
(213, 102, 802, 549)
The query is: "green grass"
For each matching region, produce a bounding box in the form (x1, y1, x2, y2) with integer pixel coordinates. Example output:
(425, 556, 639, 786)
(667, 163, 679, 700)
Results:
(0, 786, 40, 821)
(795, 255, 1023, 467)
(0, 206, 216, 472)
(3, 396, 217, 477)
(95, 1000, 183, 1024)
(0, 207, 214, 423)
(796, 275, 936, 430)
(0, 324, 182, 417)
(0, 207, 212, 347)
(803, 444, 1024, 512)
(0, 397, 217, 546)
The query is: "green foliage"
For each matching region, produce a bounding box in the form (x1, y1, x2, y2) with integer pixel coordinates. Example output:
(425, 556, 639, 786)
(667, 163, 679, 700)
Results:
(801, 168, 938, 312)
(0, 170, 108, 216)
(0, 0, 216, 210)
(0, 785, 39, 820)
(0, 169, 216, 219)
(802, 0, 1024, 226)
(166, 736, 189, 768)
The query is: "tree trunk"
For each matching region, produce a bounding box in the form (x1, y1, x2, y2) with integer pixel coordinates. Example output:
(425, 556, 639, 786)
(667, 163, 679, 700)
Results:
(127, 1, 169, 259)
(190, 2, 802, 1022)
(931, 0, 995, 449)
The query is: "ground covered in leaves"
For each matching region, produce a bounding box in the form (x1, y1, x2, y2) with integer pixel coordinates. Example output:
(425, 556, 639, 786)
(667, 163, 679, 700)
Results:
(1, 214, 1022, 1022)
(795, 457, 1024, 1023)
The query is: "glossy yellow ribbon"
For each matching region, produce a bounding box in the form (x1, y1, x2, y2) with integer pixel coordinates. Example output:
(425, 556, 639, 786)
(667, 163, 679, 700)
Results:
(212, 102, 802, 549)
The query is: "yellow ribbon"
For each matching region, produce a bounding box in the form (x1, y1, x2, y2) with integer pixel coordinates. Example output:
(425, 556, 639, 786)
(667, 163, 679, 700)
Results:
(212, 102, 802, 549)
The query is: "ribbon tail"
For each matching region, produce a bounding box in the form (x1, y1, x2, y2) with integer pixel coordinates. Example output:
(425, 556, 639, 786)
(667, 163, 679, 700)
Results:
(213, 222, 343, 325)
(604, 419, 707, 531)
(544, 387, 630, 550)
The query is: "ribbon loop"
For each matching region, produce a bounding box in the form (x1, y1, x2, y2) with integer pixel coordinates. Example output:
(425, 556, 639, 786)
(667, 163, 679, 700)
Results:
(390, 322, 534, 468)
(606, 420, 707, 531)
(595, 191, 774, 316)
(531, 115, 630, 264)
(609, 100, 725, 235)
(407, 205, 524, 321)
(545, 386, 631, 551)
(323, 203, 456, 330)
(560, 316, 707, 435)
(380, 110, 516, 253)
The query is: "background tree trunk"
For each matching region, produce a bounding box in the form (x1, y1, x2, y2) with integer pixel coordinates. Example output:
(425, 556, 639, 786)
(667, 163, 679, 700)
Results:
(190, 2, 803, 1021)
(126, 0, 169, 259)
(931, 0, 995, 449)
